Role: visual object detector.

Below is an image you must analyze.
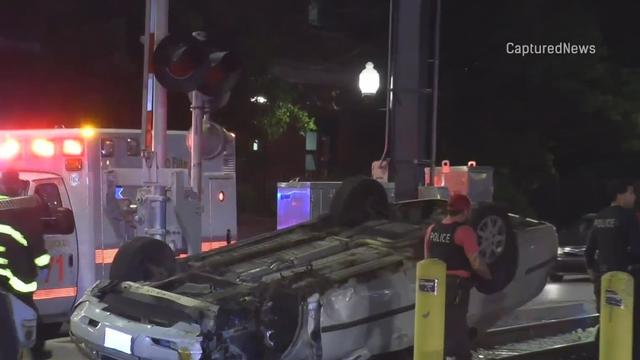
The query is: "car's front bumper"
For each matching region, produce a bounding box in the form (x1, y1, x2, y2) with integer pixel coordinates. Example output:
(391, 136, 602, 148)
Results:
(70, 299, 203, 360)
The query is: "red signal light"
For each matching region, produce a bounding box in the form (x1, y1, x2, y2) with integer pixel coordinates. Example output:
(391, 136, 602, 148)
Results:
(218, 191, 225, 202)
(65, 158, 82, 171)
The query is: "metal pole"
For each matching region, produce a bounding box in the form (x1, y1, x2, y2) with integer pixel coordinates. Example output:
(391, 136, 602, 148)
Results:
(390, 0, 429, 201)
(151, 0, 169, 168)
(140, 0, 168, 244)
(380, 0, 394, 162)
(429, 0, 442, 186)
(190, 92, 204, 198)
(140, 0, 152, 152)
(149, 185, 167, 242)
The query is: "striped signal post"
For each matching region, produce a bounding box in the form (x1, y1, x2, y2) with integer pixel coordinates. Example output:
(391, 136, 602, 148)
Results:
(600, 271, 634, 360)
(141, 0, 169, 164)
(414, 259, 446, 360)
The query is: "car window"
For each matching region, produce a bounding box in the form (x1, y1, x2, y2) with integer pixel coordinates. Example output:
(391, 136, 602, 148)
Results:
(34, 183, 63, 209)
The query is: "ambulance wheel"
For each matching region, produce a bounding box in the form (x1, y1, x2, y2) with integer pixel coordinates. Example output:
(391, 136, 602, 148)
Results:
(330, 176, 390, 227)
(110, 237, 177, 282)
(471, 204, 518, 294)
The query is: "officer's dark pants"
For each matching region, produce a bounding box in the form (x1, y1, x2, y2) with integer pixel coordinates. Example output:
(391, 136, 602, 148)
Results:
(0, 291, 21, 360)
(444, 276, 472, 360)
(16, 293, 46, 355)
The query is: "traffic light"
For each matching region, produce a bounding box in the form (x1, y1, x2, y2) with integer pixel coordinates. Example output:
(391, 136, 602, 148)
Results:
(153, 33, 241, 107)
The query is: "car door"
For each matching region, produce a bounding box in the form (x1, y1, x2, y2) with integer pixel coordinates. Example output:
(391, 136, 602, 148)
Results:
(31, 178, 79, 320)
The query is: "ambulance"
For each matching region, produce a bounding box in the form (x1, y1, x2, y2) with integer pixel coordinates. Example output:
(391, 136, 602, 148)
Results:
(0, 126, 237, 327)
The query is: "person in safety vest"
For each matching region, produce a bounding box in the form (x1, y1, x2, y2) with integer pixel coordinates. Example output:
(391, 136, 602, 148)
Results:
(424, 193, 492, 360)
(0, 170, 52, 359)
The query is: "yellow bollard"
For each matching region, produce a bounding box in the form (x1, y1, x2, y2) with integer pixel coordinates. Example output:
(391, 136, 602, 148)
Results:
(414, 259, 447, 360)
(178, 348, 193, 360)
(600, 271, 634, 360)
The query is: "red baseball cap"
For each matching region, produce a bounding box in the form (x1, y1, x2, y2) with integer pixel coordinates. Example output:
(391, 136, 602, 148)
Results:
(448, 193, 471, 212)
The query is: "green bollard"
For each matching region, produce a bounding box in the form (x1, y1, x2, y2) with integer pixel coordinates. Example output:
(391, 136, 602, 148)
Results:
(414, 259, 447, 360)
(600, 271, 634, 360)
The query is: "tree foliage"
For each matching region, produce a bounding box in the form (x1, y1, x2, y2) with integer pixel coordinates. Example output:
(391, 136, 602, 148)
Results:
(436, 0, 640, 221)
(258, 101, 317, 140)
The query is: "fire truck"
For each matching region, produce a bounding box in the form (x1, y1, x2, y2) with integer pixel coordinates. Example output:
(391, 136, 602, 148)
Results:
(0, 126, 237, 326)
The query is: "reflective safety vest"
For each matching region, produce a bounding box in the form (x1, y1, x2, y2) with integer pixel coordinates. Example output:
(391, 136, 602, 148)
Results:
(0, 194, 51, 271)
(0, 225, 41, 293)
(0, 193, 51, 294)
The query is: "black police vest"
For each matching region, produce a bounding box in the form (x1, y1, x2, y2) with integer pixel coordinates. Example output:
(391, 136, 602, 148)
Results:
(593, 206, 634, 271)
(428, 221, 472, 273)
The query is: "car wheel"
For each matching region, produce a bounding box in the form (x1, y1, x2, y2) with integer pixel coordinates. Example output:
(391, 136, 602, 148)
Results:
(329, 176, 390, 227)
(110, 237, 177, 282)
(549, 273, 564, 282)
(471, 204, 518, 294)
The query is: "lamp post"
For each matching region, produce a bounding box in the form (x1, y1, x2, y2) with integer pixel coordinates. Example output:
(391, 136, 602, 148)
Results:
(359, 61, 390, 182)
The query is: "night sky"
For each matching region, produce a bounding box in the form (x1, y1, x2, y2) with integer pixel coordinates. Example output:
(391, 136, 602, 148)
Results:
(1, 0, 640, 225)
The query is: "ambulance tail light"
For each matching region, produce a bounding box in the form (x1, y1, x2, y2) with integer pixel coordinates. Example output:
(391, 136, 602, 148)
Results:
(65, 158, 83, 171)
(0, 138, 20, 160)
(63, 139, 83, 156)
(32, 139, 55, 158)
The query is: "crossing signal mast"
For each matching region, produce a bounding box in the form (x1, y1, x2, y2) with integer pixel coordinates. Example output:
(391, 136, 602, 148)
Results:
(140, 0, 240, 248)
(153, 32, 240, 196)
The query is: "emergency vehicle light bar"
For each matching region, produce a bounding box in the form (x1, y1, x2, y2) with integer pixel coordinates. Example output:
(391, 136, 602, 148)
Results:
(63, 139, 83, 156)
(0, 137, 85, 160)
(32, 138, 55, 158)
(0, 138, 20, 160)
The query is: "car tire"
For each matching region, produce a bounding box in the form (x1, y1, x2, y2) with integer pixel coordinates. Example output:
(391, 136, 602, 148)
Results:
(109, 237, 177, 282)
(471, 203, 518, 294)
(329, 176, 390, 227)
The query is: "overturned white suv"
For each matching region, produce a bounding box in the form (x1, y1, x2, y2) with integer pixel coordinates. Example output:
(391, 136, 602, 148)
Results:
(70, 177, 557, 360)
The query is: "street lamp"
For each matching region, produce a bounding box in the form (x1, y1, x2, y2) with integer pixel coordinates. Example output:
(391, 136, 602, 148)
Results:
(358, 62, 380, 96)
(250, 95, 268, 104)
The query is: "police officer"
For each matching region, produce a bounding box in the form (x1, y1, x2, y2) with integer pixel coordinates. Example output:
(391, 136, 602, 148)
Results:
(585, 178, 640, 358)
(0, 171, 52, 360)
(424, 194, 492, 360)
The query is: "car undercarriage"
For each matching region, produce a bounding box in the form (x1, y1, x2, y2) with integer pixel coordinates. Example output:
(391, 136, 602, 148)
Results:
(71, 178, 557, 360)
